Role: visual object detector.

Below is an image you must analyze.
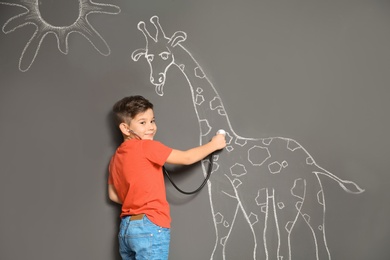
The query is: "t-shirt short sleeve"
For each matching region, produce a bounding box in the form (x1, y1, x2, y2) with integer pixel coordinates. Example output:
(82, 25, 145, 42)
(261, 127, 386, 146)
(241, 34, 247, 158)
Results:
(142, 140, 172, 166)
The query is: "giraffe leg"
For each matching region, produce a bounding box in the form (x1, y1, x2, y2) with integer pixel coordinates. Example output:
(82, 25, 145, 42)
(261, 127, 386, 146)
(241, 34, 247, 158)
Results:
(297, 176, 331, 260)
(234, 186, 268, 260)
(274, 178, 307, 260)
(208, 189, 239, 260)
(263, 188, 280, 260)
(260, 187, 303, 260)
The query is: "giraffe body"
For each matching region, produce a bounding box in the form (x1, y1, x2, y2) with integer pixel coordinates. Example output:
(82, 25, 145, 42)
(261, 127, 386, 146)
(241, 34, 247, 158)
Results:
(132, 16, 364, 260)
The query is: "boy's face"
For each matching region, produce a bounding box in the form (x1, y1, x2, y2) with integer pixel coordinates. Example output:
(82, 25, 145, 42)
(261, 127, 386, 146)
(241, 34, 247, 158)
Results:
(128, 108, 157, 140)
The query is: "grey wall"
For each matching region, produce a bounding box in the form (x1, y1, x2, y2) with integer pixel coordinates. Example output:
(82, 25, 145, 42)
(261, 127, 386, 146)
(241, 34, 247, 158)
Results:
(0, 0, 389, 259)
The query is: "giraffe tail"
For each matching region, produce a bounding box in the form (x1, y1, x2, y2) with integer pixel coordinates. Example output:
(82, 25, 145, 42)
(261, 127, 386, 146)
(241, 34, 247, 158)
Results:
(315, 168, 365, 194)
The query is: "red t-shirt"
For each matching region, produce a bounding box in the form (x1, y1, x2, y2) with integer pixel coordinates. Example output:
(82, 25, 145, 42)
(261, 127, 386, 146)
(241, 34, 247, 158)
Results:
(108, 139, 173, 228)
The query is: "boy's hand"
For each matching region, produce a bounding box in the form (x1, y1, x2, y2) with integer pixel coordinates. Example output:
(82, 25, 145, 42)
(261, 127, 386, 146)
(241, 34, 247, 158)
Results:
(211, 132, 227, 150)
(167, 130, 226, 165)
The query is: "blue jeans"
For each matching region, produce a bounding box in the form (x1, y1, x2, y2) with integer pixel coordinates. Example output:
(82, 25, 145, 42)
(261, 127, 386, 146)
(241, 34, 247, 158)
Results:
(118, 215, 170, 260)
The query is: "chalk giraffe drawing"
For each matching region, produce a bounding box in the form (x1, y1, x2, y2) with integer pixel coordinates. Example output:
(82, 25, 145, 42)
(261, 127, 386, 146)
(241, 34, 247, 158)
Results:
(131, 16, 364, 260)
(0, 0, 120, 72)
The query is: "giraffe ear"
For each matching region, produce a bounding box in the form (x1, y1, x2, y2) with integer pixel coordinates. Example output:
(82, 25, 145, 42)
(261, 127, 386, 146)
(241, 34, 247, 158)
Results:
(131, 48, 147, 61)
(169, 31, 187, 47)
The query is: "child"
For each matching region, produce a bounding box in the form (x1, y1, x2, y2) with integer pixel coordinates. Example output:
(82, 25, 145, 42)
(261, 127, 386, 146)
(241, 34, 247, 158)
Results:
(108, 95, 226, 260)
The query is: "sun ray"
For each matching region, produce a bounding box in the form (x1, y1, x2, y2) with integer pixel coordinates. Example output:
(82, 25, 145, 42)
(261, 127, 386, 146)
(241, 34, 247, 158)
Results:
(0, 0, 121, 72)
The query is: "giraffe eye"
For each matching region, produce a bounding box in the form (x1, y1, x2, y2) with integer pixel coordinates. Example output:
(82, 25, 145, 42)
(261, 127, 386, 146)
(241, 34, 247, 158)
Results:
(160, 52, 170, 60)
(146, 54, 154, 62)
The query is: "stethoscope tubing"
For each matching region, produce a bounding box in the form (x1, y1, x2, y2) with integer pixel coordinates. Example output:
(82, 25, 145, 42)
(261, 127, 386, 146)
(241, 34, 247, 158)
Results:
(163, 152, 214, 195)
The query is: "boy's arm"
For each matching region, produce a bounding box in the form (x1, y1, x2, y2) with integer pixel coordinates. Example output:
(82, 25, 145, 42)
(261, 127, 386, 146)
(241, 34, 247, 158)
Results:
(108, 184, 122, 204)
(166, 133, 226, 165)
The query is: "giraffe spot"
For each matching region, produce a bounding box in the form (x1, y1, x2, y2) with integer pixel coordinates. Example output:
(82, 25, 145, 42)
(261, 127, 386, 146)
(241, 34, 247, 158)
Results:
(255, 188, 267, 206)
(235, 138, 247, 146)
(291, 178, 305, 200)
(306, 156, 314, 165)
(285, 221, 294, 233)
(249, 212, 259, 226)
(261, 205, 267, 213)
(282, 160, 288, 168)
(225, 132, 233, 144)
(295, 201, 303, 211)
(268, 161, 283, 174)
(230, 163, 247, 177)
(195, 94, 205, 105)
(201, 160, 214, 175)
(223, 220, 230, 227)
(211, 162, 219, 173)
(178, 64, 185, 71)
(226, 146, 234, 152)
(222, 190, 237, 199)
(262, 138, 273, 145)
(218, 108, 226, 116)
(220, 236, 228, 246)
(303, 213, 310, 223)
(213, 155, 219, 161)
(199, 119, 211, 136)
(287, 139, 302, 151)
(318, 225, 323, 231)
(196, 87, 203, 93)
(202, 158, 209, 164)
(214, 212, 224, 224)
(232, 178, 243, 188)
(210, 96, 223, 110)
(194, 66, 205, 78)
(317, 190, 324, 205)
(277, 202, 285, 209)
(248, 145, 271, 166)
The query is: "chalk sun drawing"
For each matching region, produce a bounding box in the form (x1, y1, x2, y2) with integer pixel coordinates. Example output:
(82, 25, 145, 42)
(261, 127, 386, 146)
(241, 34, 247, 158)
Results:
(132, 16, 365, 260)
(0, 0, 121, 72)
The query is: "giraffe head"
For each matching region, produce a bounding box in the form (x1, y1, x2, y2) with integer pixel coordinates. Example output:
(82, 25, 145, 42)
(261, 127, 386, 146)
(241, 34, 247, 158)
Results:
(132, 16, 187, 96)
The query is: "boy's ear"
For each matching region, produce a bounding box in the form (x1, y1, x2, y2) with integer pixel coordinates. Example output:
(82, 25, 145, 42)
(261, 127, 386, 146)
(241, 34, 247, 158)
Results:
(119, 123, 130, 136)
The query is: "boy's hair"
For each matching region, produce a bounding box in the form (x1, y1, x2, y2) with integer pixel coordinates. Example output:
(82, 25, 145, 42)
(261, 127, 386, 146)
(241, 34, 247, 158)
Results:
(112, 95, 154, 125)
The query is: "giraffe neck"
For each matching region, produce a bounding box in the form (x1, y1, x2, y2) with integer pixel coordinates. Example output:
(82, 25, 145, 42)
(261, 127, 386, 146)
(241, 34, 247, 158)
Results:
(173, 45, 231, 144)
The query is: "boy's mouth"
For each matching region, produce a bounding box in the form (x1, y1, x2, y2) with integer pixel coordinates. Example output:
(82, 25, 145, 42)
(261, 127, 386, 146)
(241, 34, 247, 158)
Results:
(144, 132, 155, 139)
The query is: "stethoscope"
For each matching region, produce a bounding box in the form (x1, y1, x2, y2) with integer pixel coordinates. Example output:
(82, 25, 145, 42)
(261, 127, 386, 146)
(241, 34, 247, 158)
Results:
(162, 154, 214, 195)
(129, 129, 226, 195)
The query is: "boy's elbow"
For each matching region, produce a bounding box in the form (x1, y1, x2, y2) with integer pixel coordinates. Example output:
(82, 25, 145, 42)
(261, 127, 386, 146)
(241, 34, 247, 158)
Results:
(108, 193, 116, 202)
(108, 185, 122, 204)
(109, 194, 122, 204)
